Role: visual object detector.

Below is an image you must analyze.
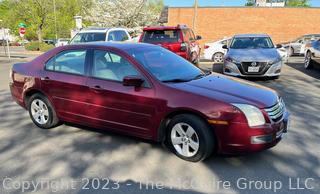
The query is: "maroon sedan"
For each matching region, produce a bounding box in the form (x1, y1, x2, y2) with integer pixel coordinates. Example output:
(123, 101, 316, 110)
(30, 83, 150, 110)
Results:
(10, 42, 289, 162)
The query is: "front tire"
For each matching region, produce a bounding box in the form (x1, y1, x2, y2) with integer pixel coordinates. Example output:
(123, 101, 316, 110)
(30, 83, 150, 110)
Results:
(212, 52, 224, 63)
(305, 51, 314, 69)
(289, 47, 294, 57)
(166, 114, 215, 162)
(28, 93, 59, 129)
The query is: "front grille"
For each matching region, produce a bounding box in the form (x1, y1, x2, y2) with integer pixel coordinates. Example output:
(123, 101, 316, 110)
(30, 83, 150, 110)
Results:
(264, 98, 285, 122)
(240, 62, 269, 75)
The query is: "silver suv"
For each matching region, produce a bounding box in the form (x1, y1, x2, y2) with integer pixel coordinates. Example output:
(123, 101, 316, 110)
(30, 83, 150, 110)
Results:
(223, 34, 283, 78)
(69, 27, 132, 44)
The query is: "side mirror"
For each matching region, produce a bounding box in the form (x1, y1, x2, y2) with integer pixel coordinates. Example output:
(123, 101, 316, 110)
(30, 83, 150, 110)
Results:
(222, 45, 228, 49)
(196, 35, 202, 40)
(123, 76, 144, 87)
(276, 44, 282, 49)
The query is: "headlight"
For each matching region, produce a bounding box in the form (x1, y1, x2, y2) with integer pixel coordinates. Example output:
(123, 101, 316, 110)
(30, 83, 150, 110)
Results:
(232, 104, 266, 127)
(225, 57, 240, 64)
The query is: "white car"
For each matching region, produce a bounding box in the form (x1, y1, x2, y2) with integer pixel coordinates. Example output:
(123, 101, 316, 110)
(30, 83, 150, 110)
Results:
(282, 34, 320, 56)
(203, 37, 231, 63)
(277, 47, 288, 61)
(55, 38, 70, 47)
(69, 27, 132, 44)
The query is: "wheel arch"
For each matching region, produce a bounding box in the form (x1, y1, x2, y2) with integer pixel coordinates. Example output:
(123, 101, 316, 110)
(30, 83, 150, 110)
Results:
(157, 109, 215, 142)
(24, 89, 51, 110)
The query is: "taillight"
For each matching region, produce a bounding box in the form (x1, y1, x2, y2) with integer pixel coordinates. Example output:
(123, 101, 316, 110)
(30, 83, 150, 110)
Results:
(180, 42, 187, 51)
(204, 45, 210, 49)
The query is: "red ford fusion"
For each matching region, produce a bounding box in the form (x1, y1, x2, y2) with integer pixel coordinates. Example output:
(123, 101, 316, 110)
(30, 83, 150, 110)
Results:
(10, 42, 289, 162)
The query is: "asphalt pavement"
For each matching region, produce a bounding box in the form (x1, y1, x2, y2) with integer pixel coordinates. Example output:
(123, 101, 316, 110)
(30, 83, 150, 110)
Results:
(0, 48, 320, 194)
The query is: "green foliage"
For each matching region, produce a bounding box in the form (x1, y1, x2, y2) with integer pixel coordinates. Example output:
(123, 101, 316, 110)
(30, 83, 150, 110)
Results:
(245, 0, 255, 6)
(286, 0, 310, 7)
(39, 43, 55, 52)
(25, 41, 54, 52)
(25, 41, 41, 51)
(0, 0, 92, 41)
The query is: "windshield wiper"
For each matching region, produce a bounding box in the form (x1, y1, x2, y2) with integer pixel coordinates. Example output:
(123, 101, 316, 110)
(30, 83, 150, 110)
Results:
(192, 71, 211, 80)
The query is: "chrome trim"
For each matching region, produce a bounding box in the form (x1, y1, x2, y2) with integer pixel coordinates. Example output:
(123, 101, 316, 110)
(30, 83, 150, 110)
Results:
(264, 98, 285, 122)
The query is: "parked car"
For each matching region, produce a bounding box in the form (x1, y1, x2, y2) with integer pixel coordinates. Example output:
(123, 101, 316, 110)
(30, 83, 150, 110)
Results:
(139, 24, 201, 64)
(223, 34, 283, 78)
(43, 39, 56, 45)
(55, 38, 70, 47)
(10, 42, 289, 162)
(304, 39, 320, 69)
(203, 37, 231, 63)
(69, 27, 132, 44)
(282, 34, 320, 56)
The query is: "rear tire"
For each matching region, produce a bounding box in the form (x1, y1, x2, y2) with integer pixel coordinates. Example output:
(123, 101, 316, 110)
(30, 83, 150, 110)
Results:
(305, 51, 314, 69)
(27, 93, 60, 129)
(166, 114, 215, 162)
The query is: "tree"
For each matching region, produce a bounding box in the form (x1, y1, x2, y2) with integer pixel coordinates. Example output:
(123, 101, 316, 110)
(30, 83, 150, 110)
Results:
(245, 0, 255, 6)
(286, 0, 310, 7)
(0, 0, 92, 41)
(86, 0, 164, 30)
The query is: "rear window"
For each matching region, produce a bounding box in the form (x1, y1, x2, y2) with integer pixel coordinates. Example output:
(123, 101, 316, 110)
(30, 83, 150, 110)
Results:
(142, 30, 180, 43)
(69, 33, 106, 44)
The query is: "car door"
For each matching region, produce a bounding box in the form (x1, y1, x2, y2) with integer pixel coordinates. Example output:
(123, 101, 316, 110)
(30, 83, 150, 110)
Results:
(313, 41, 320, 58)
(85, 49, 158, 137)
(188, 29, 201, 56)
(41, 49, 91, 122)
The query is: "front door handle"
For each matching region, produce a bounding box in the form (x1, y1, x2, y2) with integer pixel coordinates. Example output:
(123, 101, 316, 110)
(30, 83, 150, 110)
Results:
(41, 76, 50, 81)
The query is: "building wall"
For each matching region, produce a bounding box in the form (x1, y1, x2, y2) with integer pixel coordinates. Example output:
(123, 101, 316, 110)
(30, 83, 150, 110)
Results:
(167, 7, 320, 46)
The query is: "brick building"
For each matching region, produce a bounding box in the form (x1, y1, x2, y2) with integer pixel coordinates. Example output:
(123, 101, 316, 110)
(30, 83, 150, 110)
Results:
(166, 7, 320, 46)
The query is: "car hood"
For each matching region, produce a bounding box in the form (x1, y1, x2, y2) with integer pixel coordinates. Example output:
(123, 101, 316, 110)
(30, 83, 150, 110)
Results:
(169, 73, 279, 108)
(227, 48, 280, 62)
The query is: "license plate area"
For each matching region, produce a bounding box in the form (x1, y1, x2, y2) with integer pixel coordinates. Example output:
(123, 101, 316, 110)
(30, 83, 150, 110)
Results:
(248, 66, 260, 72)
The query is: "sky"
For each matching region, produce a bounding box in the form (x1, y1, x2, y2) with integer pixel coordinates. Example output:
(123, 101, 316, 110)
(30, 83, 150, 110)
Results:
(164, 0, 320, 7)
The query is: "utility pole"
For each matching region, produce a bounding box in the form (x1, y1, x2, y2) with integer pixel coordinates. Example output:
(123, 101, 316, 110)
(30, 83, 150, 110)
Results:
(53, 0, 58, 40)
(192, 0, 198, 32)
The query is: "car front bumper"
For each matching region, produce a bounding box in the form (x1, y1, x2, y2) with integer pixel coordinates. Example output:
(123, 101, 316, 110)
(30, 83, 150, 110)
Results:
(223, 61, 282, 77)
(212, 111, 289, 154)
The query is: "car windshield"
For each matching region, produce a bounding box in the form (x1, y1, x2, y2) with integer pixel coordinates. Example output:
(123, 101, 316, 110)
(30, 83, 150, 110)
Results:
(69, 33, 106, 44)
(142, 30, 180, 43)
(230, 37, 274, 49)
(127, 47, 204, 82)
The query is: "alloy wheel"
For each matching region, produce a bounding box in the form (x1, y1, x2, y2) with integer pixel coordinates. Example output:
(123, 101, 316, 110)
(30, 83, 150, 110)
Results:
(31, 99, 49, 125)
(213, 53, 224, 63)
(170, 123, 199, 157)
(305, 52, 311, 68)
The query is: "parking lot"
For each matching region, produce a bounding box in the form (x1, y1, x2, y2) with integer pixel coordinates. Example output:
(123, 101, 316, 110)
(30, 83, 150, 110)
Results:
(0, 50, 320, 194)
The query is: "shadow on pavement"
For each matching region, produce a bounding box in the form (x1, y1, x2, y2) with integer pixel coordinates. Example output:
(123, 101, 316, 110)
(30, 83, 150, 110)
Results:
(1, 56, 320, 194)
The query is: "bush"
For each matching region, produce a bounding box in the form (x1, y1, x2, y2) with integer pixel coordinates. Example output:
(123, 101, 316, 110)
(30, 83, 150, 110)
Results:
(25, 41, 55, 52)
(25, 41, 40, 51)
(39, 43, 54, 52)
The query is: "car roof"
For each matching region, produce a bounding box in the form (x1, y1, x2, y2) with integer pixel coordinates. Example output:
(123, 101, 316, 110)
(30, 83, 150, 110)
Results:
(143, 24, 189, 31)
(303, 34, 320, 37)
(233, 34, 270, 38)
(66, 42, 158, 51)
(78, 27, 127, 33)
